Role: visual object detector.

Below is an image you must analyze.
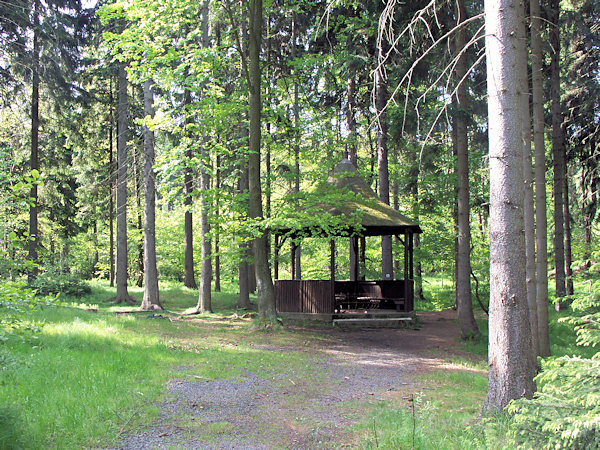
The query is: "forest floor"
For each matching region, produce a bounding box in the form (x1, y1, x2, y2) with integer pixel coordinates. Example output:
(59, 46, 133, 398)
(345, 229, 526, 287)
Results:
(117, 310, 485, 449)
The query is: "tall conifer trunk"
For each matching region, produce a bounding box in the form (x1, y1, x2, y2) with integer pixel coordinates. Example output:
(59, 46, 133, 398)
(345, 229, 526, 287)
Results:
(249, 0, 276, 320)
(113, 65, 135, 304)
(375, 47, 392, 279)
(215, 154, 221, 292)
(183, 89, 197, 289)
(455, 0, 480, 339)
(292, 11, 301, 280)
(109, 78, 115, 287)
(522, 2, 538, 355)
(141, 80, 162, 311)
(196, 0, 213, 313)
(550, 0, 567, 308)
(483, 0, 536, 411)
(564, 171, 573, 296)
(28, 0, 40, 282)
(531, 0, 550, 356)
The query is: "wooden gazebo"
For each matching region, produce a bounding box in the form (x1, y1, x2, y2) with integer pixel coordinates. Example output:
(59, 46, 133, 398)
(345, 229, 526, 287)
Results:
(273, 158, 422, 321)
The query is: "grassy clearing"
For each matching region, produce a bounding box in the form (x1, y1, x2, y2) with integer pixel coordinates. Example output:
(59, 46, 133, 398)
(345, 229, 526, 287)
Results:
(0, 281, 317, 448)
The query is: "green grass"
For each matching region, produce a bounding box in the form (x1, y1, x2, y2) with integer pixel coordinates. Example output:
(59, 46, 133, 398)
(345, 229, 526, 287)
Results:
(1, 274, 595, 449)
(357, 367, 510, 450)
(0, 281, 313, 448)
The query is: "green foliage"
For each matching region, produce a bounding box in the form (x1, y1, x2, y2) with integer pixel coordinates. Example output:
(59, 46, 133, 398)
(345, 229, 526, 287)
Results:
(0, 282, 57, 341)
(508, 356, 600, 449)
(30, 271, 91, 297)
(507, 280, 600, 449)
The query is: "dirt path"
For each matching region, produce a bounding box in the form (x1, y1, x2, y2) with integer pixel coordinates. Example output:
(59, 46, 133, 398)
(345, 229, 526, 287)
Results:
(118, 310, 470, 449)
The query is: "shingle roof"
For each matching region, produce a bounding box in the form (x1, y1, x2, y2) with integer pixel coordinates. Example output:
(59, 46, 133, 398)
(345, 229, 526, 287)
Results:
(273, 158, 422, 237)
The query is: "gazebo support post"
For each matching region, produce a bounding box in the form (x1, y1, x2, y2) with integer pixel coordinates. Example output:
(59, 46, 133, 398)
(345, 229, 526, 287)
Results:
(349, 237, 358, 281)
(404, 231, 410, 303)
(409, 231, 414, 309)
(291, 242, 296, 280)
(274, 234, 279, 280)
(350, 237, 359, 281)
(359, 236, 366, 280)
(330, 239, 336, 281)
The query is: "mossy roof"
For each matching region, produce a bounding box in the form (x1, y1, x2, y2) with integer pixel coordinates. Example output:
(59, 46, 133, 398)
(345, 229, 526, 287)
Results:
(274, 158, 422, 237)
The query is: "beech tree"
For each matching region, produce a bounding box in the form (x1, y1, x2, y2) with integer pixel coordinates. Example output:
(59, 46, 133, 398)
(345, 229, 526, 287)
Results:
(483, 0, 536, 411)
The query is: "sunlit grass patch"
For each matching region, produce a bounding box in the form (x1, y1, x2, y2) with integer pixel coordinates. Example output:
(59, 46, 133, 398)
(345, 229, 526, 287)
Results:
(0, 281, 316, 447)
(357, 366, 498, 449)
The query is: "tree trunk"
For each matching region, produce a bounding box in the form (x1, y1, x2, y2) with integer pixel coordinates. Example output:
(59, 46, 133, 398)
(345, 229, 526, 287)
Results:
(455, 0, 480, 340)
(249, 0, 276, 320)
(582, 139, 597, 268)
(531, 0, 550, 357)
(237, 166, 252, 309)
(522, 3, 538, 355)
(483, 0, 536, 411)
(347, 77, 358, 167)
(347, 76, 359, 278)
(109, 78, 115, 287)
(132, 128, 144, 289)
(375, 47, 393, 280)
(28, 0, 40, 282)
(141, 81, 162, 311)
(195, 0, 213, 313)
(564, 166, 573, 296)
(113, 65, 135, 304)
(183, 89, 197, 289)
(195, 156, 212, 312)
(550, 0, 567, 308)
(292, 12, 301, 281)
(215, 154, 221, 292)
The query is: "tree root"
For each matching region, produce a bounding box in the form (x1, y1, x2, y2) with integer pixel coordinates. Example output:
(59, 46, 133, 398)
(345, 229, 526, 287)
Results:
(107, 295, 137, 305)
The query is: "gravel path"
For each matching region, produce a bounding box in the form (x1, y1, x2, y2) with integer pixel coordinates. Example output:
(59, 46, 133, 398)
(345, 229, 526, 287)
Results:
(118, 311, 462, 449)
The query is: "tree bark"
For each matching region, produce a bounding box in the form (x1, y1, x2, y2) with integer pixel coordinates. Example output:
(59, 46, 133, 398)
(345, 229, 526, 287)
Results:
(249, 0, 276, 320)
(550, 0, 567, 308)
(195, 157, 212, 312)
(522, 3, 538, 355)
(237, 160, 252, 309)
(195, 0, 213, 313)
(582, 140, 597, 268)
(347, 75, 359, 278)
(531, 0, 550, 356)
(483, 0, 536, 411)
(109, 77, 115, 287)
(563, 166, 573, 296)
(347, 77, 358, 167)
(455, 0, 480, 340)
(215, 154, 221, 292)
(28, 0, 40, 282)
(113, 65, 135, 304)
(292, 12, 301, 281)
(132, 124, 144, 289)
(375, 46, 393, 279)
(141, 80, 162, 311)
(183, 88, 197, 289)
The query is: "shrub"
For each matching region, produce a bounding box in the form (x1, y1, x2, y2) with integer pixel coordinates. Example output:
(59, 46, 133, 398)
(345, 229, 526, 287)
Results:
(30, 271, 91, 297)
(507, 281, 600, 449)
(0, 282, 58, 341)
